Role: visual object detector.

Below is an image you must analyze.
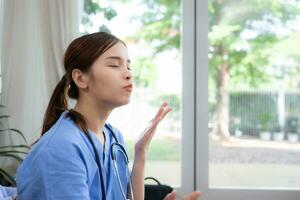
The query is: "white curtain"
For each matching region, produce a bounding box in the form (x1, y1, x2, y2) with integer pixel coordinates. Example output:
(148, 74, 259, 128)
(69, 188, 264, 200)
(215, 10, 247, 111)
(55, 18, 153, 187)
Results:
(1, 0, 82, 144)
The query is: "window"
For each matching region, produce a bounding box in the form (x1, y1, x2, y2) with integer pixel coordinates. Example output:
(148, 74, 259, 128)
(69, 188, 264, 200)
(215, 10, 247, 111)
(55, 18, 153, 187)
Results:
(194, 0, 300, 199)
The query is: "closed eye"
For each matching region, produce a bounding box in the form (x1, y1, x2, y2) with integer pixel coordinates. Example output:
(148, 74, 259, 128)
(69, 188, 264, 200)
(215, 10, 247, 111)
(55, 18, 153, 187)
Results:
(108, 65, 119, 68)
(108, 64, 131, 71)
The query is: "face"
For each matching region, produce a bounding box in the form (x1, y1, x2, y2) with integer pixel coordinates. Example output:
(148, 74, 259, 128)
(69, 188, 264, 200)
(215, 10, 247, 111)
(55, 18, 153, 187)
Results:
(85, 42, 133, 108)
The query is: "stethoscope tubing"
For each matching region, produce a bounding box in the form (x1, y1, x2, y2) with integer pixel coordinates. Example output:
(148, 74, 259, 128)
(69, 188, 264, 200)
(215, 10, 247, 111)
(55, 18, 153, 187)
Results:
(87, 124, 134, 200)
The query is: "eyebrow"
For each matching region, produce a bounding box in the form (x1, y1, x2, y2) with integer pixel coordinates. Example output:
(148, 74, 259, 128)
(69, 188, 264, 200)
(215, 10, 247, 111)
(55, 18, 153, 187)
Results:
(105, 56, 131, 64)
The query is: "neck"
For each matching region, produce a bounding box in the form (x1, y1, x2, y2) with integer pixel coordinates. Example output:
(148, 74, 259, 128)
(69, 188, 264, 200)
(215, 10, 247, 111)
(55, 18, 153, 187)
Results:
(74, 97, 112, 140)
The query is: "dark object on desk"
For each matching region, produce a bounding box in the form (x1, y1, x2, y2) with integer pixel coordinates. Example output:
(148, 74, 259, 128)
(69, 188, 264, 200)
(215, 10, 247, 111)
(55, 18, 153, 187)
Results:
(144, 177, 173, 200)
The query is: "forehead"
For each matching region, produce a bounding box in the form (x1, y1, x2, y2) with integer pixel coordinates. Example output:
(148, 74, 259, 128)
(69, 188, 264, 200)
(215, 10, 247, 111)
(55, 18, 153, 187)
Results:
(101, 42, 130, 62)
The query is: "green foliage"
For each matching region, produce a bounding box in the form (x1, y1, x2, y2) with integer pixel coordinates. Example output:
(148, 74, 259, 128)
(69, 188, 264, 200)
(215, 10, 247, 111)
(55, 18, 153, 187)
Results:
(132, 57, 157, 87)
(99, 24, 111, 33)
(81, 0, 118, 33)
(270, 32, 300, 63)
(228, 34, 279, 88)
(209, 0, 298, 26)
(129, 0, 180, 54)
(132, 0, 300, 91)
(209, 0, 300, 91)
(102, 7, 117, 20)
(124, 0, 300, 90)
(0, 105, 30, 186)
(259, 113, 273, 131)
(83, 0, 101, 14)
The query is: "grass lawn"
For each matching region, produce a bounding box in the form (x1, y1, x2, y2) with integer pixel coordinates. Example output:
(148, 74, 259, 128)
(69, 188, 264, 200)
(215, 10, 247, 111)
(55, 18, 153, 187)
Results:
(125, 137, 181, 161)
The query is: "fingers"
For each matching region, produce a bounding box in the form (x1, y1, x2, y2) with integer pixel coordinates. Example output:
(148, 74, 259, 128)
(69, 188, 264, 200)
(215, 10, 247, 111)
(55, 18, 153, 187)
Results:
(146, 103, 172, 138)
(160, 102, 172, 120)
(164, 190, 202, 200)
(159, 105, 172, 122)
(146, 103, 172, 137)
(135, 102, 172, 151)
(144, 102, 172, 135)
(153, 102, 168, 121)
(152, 102, 172, 123)
(182, 191, 202, 200)
(164, 190, 176, 200)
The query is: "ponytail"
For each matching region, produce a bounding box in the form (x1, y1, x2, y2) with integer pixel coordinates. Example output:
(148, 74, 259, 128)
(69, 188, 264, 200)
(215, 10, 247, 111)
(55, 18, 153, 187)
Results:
(41, 73, 89, 137)
(41, 74, 69, 135)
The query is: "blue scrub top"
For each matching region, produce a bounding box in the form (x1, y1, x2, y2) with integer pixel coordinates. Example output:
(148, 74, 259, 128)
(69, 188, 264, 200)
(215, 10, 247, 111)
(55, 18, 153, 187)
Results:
(16, 112, 130, 200)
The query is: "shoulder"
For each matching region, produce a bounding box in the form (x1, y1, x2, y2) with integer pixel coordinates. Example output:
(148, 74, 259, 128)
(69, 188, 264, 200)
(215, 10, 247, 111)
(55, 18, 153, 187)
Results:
(22, 113, 89, 170)
(41, 112, 86, 148)
(17, 116, 89, 187)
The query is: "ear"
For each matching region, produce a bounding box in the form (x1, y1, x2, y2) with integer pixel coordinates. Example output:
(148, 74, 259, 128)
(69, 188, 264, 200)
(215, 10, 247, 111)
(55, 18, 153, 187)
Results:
(71, 69, 89, 89)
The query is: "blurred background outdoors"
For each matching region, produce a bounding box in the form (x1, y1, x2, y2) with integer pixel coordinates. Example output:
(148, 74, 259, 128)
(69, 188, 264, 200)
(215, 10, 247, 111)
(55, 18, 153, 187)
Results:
(1, 0, 300, 191)
(82, 0, 300, 189)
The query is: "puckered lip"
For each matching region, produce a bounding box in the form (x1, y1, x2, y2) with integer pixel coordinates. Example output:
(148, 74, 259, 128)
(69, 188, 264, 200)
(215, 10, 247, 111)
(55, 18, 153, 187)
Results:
(123, 84, 133, 89)
(123, 84, 133, 92)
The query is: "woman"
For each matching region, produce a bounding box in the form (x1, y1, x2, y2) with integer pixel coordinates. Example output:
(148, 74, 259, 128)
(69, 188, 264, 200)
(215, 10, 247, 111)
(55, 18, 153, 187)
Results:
(16, 32, 201, 200)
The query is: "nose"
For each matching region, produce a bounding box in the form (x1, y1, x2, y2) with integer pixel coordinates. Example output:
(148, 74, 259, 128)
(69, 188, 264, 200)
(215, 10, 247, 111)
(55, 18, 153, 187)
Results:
(125, 68, 132, 80)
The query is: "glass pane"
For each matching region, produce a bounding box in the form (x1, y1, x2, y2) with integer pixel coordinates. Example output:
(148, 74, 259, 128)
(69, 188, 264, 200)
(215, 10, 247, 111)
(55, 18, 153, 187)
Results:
(81, 0, 182, 187)
(208, 0, 300, 188)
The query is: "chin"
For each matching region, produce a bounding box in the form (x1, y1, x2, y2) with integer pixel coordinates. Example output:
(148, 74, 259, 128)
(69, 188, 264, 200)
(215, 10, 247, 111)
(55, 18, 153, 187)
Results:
(114, 98, 131, 108)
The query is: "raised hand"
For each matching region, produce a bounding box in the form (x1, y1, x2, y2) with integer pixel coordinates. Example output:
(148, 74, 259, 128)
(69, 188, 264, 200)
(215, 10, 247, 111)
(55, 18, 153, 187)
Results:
(134, 102, 172, 157)
(131, 102, 172, 200)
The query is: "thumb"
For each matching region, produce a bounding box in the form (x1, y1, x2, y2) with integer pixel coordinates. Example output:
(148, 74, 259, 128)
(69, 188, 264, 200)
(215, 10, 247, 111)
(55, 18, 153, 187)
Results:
(190, 191, 202, 198)
(164, 190, 177, 200)
(182, 191, 202, 199)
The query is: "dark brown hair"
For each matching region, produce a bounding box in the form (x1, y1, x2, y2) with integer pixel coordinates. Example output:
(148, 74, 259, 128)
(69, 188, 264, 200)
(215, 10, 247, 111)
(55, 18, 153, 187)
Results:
(41, 32, 123, 136)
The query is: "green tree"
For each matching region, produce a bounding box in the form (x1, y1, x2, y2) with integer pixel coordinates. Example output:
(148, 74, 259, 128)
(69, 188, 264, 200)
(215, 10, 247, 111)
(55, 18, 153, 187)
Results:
(209, 0, 300, 139)
(128, 0, 180, 53)
(81, 0, 117, 33)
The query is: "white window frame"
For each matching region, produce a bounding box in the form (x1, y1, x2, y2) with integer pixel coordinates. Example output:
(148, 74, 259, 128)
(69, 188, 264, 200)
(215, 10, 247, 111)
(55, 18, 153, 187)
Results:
(181, 0, 197, 196)
(182, 0, 300, 199)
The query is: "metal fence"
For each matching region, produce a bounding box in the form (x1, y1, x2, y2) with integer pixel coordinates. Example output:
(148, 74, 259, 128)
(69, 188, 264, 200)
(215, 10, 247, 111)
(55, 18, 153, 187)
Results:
(210, 91, 300, 136)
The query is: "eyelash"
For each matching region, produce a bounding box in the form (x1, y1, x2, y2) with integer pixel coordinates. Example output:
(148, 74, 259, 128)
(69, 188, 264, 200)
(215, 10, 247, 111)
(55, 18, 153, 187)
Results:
(109, 65, 119, 68)
(109, 65, 131, 71)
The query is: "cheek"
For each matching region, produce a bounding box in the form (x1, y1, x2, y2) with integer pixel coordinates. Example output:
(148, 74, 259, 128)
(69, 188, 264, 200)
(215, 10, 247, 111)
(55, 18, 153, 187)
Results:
(91, 75, 117, 95)
(89, 68, 122, 98)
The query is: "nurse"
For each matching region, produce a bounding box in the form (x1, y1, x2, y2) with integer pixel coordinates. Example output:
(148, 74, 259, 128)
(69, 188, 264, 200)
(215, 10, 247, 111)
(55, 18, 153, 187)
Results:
(16, 32, 201, 200)
(17, 32, 202, 200)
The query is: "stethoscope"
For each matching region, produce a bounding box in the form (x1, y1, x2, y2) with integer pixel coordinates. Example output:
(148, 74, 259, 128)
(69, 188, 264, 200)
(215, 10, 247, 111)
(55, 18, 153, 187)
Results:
(86, 124, 134, 200)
